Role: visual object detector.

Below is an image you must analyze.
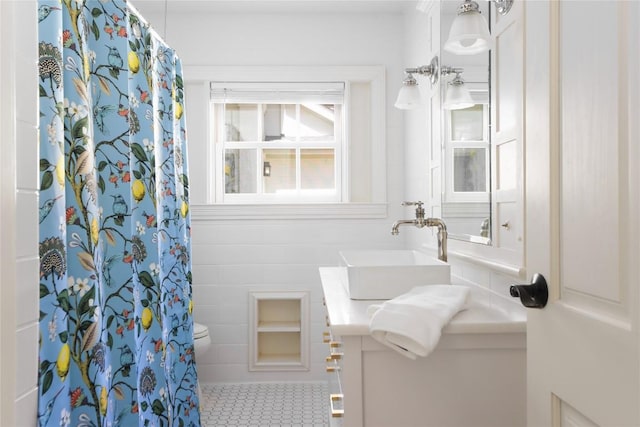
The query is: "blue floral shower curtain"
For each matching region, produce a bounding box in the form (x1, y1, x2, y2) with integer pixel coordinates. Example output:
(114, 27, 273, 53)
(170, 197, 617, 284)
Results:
(38, 1, 200, 425)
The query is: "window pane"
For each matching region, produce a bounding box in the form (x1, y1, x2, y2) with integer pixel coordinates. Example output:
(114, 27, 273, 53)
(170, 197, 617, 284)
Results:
(281, 105, 297, 141)
(301, 149, 335, 190)
(263, 104, 284, 141)
(450, 104, 483, 141)
(225, 149, 257, 193)
(225, 104, 258, 141)
(299, 104, 337, 142)
(453, 148, 486, 192)
(263, 149, 296, 194)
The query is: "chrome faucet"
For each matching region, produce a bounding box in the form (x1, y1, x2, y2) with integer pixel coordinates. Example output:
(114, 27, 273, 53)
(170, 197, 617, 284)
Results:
(391, 201, 448, 262)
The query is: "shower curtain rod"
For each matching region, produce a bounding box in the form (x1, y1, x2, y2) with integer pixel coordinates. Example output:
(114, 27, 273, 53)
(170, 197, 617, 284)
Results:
(127, 1, 176, 55)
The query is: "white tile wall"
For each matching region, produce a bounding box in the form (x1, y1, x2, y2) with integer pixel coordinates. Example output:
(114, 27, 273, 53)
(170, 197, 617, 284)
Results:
(14, 390, 38, 427)
(16, 192, 39, 259)
(15, 259, 39, 328)
(15, 324, 38, 398)
(191, 218, 401, 382)
(13, 0, 39, 421)
(16, 122, 39, 190)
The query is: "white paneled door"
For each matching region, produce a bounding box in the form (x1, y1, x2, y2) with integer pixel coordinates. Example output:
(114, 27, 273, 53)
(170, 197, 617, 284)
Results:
(524, 1, 640, 426)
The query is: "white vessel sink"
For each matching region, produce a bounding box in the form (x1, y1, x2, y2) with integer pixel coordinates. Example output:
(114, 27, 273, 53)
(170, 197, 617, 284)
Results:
(339, 250, 451, 300)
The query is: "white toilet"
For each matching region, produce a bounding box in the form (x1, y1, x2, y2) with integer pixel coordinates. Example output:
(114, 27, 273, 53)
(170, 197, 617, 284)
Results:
(193, 322, 211, 356)
(193, 322, 211, 401)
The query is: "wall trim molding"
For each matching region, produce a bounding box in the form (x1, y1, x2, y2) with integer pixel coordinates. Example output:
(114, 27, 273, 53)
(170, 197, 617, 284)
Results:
(191, 203, 388, 221)
(0, 1, 18, 424)
(447, 249, 526, 278)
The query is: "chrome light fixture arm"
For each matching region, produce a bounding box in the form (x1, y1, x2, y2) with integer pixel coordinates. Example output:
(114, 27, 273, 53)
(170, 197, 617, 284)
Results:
(457, 0, 513, 16)
(440, 65, 464, 77)
(399, 61, 463, 92)
(493, 0, 514, 16)
(403, 56, 439, 86)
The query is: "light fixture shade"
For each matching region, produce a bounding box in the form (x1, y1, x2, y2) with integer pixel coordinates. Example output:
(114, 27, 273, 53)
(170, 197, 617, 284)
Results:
(444, 9, 492, 55)
(444, 82, 475, 110)
(394, 84, 423, 110)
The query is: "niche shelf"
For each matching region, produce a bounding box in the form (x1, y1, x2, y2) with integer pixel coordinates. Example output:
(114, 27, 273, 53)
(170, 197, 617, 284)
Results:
(249, 291, 310, 371)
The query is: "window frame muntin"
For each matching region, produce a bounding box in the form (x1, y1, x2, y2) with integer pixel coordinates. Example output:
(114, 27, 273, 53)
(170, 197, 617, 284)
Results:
(213, 98, 345, 203)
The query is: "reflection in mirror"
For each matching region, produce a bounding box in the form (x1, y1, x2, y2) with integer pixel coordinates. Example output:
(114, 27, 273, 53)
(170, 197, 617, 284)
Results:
(440, 0, 492, 244)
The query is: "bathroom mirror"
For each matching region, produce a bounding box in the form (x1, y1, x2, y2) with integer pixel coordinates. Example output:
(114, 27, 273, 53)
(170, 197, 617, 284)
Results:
(439, 0, 492, 244)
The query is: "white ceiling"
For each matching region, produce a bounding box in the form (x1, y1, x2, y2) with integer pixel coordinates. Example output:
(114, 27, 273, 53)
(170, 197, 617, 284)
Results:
(132, 0, 418, 16)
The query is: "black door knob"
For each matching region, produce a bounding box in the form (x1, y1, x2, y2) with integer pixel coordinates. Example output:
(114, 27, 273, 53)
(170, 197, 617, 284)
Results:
(510, 273, 548, 309)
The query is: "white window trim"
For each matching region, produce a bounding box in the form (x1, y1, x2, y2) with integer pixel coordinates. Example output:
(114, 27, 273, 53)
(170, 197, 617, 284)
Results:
(184, 65, 387, 219)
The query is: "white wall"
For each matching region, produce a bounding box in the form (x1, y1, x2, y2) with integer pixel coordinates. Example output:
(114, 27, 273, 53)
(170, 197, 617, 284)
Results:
(402, 4, 440, 252)
(137, 4, 409, 382)
(0, 0, 39, 424)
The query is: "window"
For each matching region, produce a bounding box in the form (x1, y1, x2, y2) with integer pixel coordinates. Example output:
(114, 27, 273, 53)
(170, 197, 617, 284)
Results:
(211, 82, 345, 203)
(183, 65, 386, 217)
(443, 99, 490, 203)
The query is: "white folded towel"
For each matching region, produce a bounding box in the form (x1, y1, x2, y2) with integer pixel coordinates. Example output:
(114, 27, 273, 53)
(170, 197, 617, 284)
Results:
(367, 285, 469, 360)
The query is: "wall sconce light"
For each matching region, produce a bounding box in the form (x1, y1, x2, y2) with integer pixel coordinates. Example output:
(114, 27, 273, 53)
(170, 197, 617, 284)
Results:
(444, 0, 513, 56)
(441, 65, 475, 110)
(394, 56, 439, 110)
(263, 161, 271, 177)
(443, 72, 475, 110)
(396, 59, 474, 111)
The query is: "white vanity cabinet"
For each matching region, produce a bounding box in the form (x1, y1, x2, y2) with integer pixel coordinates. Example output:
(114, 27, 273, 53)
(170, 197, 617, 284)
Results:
(320, 267, 527, 427)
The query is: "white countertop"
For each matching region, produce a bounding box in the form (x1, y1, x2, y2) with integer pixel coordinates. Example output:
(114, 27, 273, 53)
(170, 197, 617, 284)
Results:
(320, 267, 527, 337)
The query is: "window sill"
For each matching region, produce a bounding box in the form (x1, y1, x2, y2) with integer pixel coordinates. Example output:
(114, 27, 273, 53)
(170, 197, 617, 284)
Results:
(191, 203, 388, 220)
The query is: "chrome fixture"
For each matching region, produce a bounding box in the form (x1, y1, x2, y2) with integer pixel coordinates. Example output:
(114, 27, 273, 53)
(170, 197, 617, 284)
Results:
(394, 56, 439, 110)
(391, 201, 448, 262)
(444, 0, 513, 56)
(395, 59, 474, 111)
(493, 0, 514, 15)
(440, 65, 475, 110)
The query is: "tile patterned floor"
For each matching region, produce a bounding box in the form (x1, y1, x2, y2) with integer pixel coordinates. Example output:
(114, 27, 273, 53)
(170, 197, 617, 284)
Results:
(199, 382, 329, 427)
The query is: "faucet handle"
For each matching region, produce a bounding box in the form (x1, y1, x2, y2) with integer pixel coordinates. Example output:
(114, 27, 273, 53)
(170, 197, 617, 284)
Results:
(402, 201, 425, 220)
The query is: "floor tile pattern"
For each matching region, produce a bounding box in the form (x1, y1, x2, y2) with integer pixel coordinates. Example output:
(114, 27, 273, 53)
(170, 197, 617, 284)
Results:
(200, 382, 329, 427)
